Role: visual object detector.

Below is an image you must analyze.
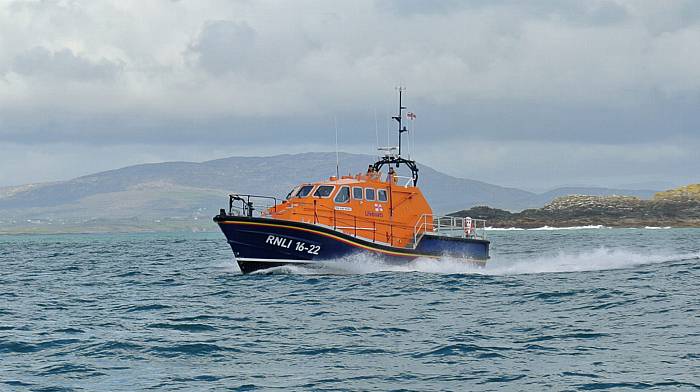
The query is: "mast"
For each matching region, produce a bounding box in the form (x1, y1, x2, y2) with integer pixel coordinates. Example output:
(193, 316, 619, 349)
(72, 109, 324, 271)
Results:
(392, 87, 409, 158)
(373, 87, 419, 186)
(334, 116, 340, 178)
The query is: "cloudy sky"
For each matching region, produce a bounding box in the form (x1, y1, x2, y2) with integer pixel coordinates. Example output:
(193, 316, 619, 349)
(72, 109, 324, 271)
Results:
(1, 0, 699, 191)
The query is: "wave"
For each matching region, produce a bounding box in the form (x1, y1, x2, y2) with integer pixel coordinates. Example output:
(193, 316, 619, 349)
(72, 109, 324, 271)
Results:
(484, 225, 610, 231)
(528, 225, 609, 231)
(487, 225, 685, 231)
(248, 248, 699, 277)
(148, 343, 240, 358)
(146, 322, 217, 332)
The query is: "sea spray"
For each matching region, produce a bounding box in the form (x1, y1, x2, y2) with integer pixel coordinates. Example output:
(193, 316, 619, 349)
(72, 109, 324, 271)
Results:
(482, 248, 699, 275)
(243, 248, 699, 276)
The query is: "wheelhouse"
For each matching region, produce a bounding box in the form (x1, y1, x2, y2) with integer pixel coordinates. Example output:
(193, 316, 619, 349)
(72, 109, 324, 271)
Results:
(215, 87, 489, 275)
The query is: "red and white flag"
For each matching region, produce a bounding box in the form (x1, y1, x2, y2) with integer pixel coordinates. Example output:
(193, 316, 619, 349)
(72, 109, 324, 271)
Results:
(407, 112, 416, 120)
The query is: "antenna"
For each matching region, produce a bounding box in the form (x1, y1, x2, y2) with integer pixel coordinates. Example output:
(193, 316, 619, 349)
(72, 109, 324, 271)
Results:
(386, 111, 390, 151)
(374, 109, 380, 160)
(411, 113, 416, 160)
(404, 119, 409, 159)
(334, 116, 340, 178)
(392, 86, 409, 159)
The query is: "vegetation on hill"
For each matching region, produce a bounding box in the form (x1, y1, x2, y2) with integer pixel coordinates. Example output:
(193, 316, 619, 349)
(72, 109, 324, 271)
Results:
(451, 184, 700, 228)
(653, 184, 700, 202)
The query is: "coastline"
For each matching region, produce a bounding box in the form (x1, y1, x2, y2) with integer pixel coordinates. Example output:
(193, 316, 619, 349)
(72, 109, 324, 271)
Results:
(451, 192, 700, 230)
(2, 221, 698, 236)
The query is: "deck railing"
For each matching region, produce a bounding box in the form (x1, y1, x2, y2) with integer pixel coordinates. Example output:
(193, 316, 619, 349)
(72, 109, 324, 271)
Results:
(227, 194, 279, 217)
(224, 194, 417, 247)
(413, 214, 487, 248)
(223, 194, 486, 249)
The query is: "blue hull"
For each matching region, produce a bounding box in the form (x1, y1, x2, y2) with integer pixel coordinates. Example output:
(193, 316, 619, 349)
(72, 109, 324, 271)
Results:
(213, 215, 489, 274)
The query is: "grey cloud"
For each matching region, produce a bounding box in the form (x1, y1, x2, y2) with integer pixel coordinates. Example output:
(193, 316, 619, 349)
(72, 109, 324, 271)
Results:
(644, 1, 700, 35)
(11, 46, 122, 81)
(187, 20, 257, 76)
(187, 19, 319, 80)
(578, 1, 627, 26)
(1, 1, 699, 189)
(376, 0, 466, 16)
(415, 93, 700, 145)
(3, 89, 699, 149)
(379, 0, 627, 25)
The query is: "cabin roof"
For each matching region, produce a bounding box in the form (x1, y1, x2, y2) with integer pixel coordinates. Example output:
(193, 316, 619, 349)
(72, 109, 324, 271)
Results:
(323, 178, 362, 185)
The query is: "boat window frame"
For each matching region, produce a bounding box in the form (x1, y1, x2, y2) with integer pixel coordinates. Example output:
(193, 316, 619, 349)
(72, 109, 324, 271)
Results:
(377, 189, 388, 202)
(334, 186, 351, 204)
(286, 185, 301, 200)
(313, 185, 336, 198)
(352, 186, 363, 200)
(295, 184, 315, 198)
(365, 187, 376, 201)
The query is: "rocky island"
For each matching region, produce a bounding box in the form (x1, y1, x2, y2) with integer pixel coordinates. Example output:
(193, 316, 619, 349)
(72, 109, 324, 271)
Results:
(451, 184, 700, 228)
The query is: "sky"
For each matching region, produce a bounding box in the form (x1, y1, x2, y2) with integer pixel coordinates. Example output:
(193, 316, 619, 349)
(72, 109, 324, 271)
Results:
(1, 0, 699, 191)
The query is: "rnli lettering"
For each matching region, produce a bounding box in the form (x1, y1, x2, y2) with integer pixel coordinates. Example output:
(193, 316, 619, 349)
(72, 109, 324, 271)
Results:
(266, 234, 293, 248)
(265, 235, 321, 255)
(365, 211, 384, 218)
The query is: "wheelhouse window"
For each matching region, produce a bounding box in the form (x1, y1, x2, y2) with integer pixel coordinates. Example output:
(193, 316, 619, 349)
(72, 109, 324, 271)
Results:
(352, 187, 363, 200)
(285, 186, 300, 200)
(313, 185, 335, 198)
(296, 185, 314, 198)
(365, 188, 375, 201)
(377, 189, 388, 202)
(334, 186, 350, 203)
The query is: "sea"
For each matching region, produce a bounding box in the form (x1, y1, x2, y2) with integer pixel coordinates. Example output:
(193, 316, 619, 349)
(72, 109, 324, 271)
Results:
(1, 227, 698, 391)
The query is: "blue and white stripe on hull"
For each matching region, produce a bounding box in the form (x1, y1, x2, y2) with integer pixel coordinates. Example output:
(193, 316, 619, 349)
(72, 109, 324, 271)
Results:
(214, 215, 489, 274)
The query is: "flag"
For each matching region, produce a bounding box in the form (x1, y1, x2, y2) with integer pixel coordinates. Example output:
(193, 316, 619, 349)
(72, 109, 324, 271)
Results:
(407, 112, 416, 120)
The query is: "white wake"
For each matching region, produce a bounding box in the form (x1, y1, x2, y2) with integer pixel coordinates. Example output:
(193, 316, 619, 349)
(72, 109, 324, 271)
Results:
(247, 248, 699, 276)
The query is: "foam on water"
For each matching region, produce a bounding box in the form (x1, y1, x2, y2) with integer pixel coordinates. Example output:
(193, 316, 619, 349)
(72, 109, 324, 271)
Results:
(485, 225, 611, 231)
(487, 225, 678, 231)
(249, 248, 700, 276)
(485, 225, 609, 231)
(483, 248, 699, 275)
(214, 260, 241, 274)
(528, 225, 609, 230)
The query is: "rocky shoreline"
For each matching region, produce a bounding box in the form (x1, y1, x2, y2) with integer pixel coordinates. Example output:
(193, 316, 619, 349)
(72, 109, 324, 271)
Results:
(450, 185, 700, 229)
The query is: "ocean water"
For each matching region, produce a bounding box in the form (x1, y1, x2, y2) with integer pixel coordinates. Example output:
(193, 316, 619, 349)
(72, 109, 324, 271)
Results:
(1, 228, 699, 391)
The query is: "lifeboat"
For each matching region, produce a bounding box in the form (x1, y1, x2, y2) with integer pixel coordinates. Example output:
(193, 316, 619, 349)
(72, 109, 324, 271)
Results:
(214, 91, 490, 274)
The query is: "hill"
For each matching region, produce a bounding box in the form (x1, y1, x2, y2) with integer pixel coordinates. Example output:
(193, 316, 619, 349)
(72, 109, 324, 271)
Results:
(450, 184, 700, 228)
(0, 152, 658, 233)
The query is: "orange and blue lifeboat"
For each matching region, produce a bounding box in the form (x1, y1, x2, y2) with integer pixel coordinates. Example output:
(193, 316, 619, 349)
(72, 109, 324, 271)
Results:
(213, 164, 490, 274)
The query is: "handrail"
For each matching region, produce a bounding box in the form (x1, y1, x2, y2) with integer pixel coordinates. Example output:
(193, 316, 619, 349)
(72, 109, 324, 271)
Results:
(221, 195, 483, 249)
(392, 175, 415, 187)
(413, 214, 487, 248)
(279, 199, 418, 247)
(228, 193, 280, 217)
(311, 202, 417, 246)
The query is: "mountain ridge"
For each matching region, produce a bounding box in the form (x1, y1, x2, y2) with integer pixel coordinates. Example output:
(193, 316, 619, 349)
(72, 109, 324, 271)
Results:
(0, 152, 658, 233)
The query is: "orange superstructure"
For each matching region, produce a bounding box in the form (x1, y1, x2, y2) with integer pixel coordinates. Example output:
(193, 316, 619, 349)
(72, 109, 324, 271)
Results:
(214, 88, 490, 274)
(265, 170, 433, 248)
